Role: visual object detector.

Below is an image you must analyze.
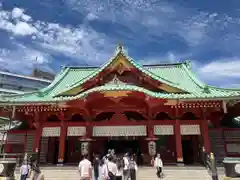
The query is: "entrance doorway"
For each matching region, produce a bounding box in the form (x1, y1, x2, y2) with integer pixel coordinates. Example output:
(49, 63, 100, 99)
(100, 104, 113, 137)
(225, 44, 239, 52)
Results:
(104, 140, 140, 155)
(182, 135, 200, 164)
(104, 139, 143, 165)
(182, 139, 194, 164)
(53, 139, 59, 164)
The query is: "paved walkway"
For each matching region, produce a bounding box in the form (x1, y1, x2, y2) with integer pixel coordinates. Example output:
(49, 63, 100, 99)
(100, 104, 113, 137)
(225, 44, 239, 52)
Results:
(15, 166, 227, 180)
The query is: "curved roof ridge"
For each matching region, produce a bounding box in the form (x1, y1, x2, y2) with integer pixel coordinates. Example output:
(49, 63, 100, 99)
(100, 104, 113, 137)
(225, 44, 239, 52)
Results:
(63, 62, 187, 69)
(39, 67, 71, 94)
(181, 63, 205, 89)
(65, 66, 99, 69)
(0, 91, 39, 100)
(207, 85, 240, 92)
(142, 62, 185, 67)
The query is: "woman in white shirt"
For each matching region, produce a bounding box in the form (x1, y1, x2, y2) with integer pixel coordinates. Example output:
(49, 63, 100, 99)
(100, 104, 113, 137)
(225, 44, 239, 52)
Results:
(99, 159, 108, 180)
(20, 161, 30, 180)
(154, 154, 163, 179)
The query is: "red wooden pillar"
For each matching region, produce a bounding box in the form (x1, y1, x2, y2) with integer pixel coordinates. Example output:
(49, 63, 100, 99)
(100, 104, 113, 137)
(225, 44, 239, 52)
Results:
(174, 106, 183, 164)
(58, 112, 67, 165)
(24, 132, 27, 152)
(175, 119, 183, 163)
(201, 108, 211, 153)
(33, 122, 42, 153)
(201, 120, 210, 153)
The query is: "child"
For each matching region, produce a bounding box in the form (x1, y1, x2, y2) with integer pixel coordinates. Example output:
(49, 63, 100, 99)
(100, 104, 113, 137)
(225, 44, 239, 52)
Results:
(154, 154, 163, 179)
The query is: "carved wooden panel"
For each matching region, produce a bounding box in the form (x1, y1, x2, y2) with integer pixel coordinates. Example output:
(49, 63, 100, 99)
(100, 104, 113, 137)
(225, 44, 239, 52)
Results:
(67, 126, 86, 136)
(42, 127, 61, 137)
(154, 125, 174, 135)
(180, 125, 201, 135)
(92, 125, 147, 136)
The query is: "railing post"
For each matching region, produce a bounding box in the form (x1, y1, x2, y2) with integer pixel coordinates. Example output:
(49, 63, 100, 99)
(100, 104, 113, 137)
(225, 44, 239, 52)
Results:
(210, 152, 219, 180)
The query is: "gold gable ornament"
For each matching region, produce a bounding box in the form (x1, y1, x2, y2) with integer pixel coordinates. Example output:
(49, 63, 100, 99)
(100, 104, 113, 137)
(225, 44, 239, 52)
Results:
(106, 75, 126, 86)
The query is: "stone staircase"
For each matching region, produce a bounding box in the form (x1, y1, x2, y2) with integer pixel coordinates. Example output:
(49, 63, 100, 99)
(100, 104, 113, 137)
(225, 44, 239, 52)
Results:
(14, 166, 221, 180)
(209, 130, 225, 163)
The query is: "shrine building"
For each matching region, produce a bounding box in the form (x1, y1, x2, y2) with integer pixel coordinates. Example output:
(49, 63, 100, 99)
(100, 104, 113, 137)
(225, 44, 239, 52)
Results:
(0, 45, 240, 165)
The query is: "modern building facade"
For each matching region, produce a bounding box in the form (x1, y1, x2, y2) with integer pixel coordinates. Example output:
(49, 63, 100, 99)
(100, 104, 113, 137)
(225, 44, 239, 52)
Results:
(0, 70, 53, 95)
(0, 45, 240, 165)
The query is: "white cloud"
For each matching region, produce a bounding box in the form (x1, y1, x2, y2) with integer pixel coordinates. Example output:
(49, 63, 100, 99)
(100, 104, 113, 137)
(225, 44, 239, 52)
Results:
(0, 2, 239, 90)
(65, 1, 211, 46)
(191, 58, 240, 88)
(12, 7, 24, 19)
(0, 5, 116, 71)
(198, 58, 240, 78)
(13, 21, 37, 36)
(140, 51, 192, 65)
(0, 44, 52, 74)
(0, 7, 36, 36)
(86, 13, 98, 21)
(12, 7, 31, 21)
(65, 0, 240, 52)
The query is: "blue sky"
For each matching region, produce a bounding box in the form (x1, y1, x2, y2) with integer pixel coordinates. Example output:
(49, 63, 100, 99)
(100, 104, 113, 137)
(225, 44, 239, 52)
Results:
(0, 0, 240, 88)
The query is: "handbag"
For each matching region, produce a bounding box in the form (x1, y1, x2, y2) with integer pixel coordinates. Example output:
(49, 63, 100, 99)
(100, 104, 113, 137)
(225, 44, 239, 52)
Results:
(106, 163, 114, 179)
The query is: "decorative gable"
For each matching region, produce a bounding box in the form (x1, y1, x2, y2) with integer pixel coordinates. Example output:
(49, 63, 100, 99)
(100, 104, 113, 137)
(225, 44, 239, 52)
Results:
(56, 45, 187, 97)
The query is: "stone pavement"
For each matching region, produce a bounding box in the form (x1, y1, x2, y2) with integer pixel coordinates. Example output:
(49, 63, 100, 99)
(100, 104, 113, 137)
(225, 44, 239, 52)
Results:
(15, 166, 227, 180)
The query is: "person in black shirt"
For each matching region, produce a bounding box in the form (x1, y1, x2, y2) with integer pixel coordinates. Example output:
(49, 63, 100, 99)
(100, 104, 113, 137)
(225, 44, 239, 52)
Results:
(93, 154, 100, 180)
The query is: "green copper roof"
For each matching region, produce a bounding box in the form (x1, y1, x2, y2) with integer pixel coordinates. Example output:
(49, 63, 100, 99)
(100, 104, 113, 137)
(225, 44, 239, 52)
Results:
(0, 46, 240, 105)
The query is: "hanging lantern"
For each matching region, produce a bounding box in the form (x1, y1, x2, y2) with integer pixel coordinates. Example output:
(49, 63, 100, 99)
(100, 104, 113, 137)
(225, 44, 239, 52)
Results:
(148, 141, 156, 156)
(81, 142, 89, 155)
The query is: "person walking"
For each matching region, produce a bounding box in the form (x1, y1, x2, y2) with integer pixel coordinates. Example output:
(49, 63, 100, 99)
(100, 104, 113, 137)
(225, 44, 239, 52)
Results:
(129, 155, 138, 180)
(29, 164, 44, 180)
(122, 153, 129, 180)
(20, 161, 30, 180)
(116, 158, 123, 180)
(154, 153, 163, 179)
(78, 154, 92, 180)
(93, 154, 100, 180)
(106, 156, 117, 180)
(99, 159, 108, 180)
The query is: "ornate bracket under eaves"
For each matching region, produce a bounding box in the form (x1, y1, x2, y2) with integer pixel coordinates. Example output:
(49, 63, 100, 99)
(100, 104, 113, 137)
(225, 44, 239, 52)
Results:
(228, 99, 240, 107)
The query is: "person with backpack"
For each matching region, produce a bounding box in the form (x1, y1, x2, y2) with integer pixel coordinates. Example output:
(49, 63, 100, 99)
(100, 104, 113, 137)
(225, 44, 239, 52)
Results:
(129, 155, 138, 180)
(106, 156, 117, 180)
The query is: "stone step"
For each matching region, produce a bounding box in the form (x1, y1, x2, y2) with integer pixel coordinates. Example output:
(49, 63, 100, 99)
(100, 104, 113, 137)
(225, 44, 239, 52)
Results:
(14, 166, 219, 180)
